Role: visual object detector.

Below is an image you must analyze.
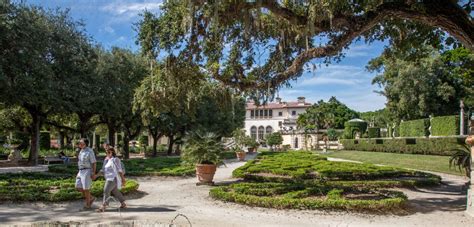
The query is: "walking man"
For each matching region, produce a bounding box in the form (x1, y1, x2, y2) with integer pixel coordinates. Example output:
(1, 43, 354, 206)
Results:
(75, 138, 97, 209)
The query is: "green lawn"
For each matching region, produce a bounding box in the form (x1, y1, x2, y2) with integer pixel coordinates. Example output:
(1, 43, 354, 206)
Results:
(319, 150, 464, 176)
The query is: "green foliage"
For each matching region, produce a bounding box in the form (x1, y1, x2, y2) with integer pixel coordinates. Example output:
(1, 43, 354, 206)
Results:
(360, 109, 391, 128)
(265, 132, 283, 148)
(12, 131, 29, 150)
(212, 152, 440, 212)
(449, 144, 471, 177)
(340, 137, 466, 156)
(0, 172, 138, 202)
(182, 132, 223, 165)
(209, 183, 407, 212)
(367, 128, 380, 138)
(299, 97, 358, 130)
(431, 115, 459, 136)
(243, 136, 259, 148)
(138, 135, 148, 146)
(399, 119, 429, 137)
(343, 121, 368, 139)
(369, 47, 472, 121)
(39, 131, 50, 149)
(326, 128, 339, 141)
(49, 156, 194, 177)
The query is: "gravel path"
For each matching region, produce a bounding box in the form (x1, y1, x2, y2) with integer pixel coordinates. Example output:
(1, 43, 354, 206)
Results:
(1, 154, 474, 226)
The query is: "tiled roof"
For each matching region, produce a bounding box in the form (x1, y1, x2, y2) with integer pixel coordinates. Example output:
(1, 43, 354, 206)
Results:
(246, 101, 312, 110)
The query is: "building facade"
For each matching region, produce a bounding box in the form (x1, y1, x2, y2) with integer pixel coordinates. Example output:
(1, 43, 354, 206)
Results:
(244, 97, 315, 150)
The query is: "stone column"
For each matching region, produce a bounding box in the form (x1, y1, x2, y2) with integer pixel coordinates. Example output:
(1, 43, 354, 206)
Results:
(460, 100, 465, 136)
(466, 117, 474, 217)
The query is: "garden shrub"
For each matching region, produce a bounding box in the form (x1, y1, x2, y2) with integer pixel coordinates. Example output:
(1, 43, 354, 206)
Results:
(340, 137, 466, 156)
(430, 115, 459, 136)
(399, 119, 429, 137)
(343, 121, 368, 139)
(367, 127, 381, 138)
(49, 156, 195, 177)
(0, 172, 139, 202)
(13, 131, 30, 150)
(211, 152, 440, 212)
(139, 135, 148, 146)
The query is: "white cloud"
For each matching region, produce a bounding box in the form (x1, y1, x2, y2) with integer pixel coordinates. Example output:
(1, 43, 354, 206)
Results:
(343, 44, 374, 58)
(100, 1, 162, 22)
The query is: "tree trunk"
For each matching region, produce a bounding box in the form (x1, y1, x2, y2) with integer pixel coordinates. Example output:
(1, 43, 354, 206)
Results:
(122, 137, 130, 160)
(107, 125, 116, 147)
(28, 113, 40, 166)
(167, 134, 174, 156)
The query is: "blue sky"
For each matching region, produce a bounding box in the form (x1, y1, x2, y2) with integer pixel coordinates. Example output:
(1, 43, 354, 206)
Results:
(22, 0, 388, 112)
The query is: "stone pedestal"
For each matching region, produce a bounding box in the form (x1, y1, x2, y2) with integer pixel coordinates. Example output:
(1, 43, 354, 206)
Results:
(466, 136, 474, 217)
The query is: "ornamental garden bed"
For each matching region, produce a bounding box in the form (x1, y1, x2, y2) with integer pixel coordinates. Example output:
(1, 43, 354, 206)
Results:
(49, 156, 195, 177)
(210, 151, 440, 212)
(0, 172, 139, 202)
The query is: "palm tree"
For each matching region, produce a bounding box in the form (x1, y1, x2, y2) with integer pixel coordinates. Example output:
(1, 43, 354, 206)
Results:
(449, 144, 471, 178)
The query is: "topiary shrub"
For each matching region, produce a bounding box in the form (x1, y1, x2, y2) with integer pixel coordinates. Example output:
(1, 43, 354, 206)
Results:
(399, 119, 429, 137)
(340, 137, 466, 156)
(367, 127, 381, 138)
(431, 115, 459, 136)
(343, 120, 367, 139)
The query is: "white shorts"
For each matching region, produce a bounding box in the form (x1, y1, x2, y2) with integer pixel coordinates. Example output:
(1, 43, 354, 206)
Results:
(75, 169, 92, 190)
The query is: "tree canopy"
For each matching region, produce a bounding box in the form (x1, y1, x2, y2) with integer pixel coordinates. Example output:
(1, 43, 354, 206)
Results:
(369, 46, 473, 121)
(298, 97, 359, 130)
(136, 1, 473, 101)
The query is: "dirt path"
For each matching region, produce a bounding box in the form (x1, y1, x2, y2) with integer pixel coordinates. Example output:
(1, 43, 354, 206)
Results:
(1, 154, 474, 226)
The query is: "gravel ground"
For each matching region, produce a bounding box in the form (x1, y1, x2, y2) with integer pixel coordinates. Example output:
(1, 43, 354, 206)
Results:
(1, 154, 474, 227)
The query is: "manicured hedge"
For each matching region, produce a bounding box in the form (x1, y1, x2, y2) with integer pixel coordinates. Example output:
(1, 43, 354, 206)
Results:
(340, 137, 467, 156)
(210, 182, 407, 212)
(344, 121, 368, 139)
(0, 172, 139, 202)
(431, 115, 459, 136)
(399, 119, 429, 137)
(40, 131, 51, 149)
(367, 127, 380, 138)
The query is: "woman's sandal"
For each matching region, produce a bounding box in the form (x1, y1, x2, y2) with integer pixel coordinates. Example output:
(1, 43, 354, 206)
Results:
(119, 203, 127, 209)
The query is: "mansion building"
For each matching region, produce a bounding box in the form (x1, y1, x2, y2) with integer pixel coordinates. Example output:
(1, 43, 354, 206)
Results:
(244, 97, 313, 150)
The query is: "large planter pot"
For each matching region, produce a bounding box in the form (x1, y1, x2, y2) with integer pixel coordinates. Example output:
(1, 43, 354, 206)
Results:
(235, 151, 246, 161)
(195, 164, 217, 184)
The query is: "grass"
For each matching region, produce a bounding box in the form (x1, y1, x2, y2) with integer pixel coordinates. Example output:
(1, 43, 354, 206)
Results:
(210, 151, 441, 212)
(0, 172, 139, 202)
(49, 156, 195, 177)
(319, 150, 464, 176)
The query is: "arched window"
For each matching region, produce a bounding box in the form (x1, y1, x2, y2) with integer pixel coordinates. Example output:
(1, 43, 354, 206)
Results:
(250, 126, 257, 140)
(258, 126, 265, 140)
(294, 137, 299, 148)
(265, 126, 273, 135)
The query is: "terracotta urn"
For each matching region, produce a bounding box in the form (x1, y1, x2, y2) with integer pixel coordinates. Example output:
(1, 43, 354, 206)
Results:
(235, 151, 246, 161)
(195, 164, 217, 183)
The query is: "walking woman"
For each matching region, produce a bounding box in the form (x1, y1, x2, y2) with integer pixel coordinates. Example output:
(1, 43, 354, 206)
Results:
(96, 147, 127, 212)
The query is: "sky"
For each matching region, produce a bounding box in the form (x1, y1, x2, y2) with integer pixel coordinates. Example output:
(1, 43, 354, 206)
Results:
(22, 0, 388, 112)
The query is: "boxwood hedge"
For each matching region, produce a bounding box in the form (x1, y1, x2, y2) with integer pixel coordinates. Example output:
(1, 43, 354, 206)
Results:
(340, 137, 466, 156)
(399, 119, 430, 137)
(431, 115, 459, 136)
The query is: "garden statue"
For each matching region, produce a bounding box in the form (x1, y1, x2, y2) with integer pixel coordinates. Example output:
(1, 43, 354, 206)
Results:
(7, 144, 22, 165)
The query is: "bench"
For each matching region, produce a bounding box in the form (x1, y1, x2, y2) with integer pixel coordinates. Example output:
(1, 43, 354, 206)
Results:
(44, 157, 64, 165)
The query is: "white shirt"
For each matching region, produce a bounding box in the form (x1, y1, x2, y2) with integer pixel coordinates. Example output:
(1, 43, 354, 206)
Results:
(103, 157, 123, 182)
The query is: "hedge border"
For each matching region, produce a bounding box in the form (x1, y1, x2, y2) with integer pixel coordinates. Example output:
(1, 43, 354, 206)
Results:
(340, 137, 466, 156)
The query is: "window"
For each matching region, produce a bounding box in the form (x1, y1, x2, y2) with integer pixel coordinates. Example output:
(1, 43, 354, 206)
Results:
(255, 109, 259, 117)
(260, 110, 264, 118)
(278, 112, 283, 116)
(250, 110, 254, 118)
(266, 126, 273, 135)
(250, 126, 257, 140)
(264, 109, 268, 117)
(294, 137, 299, 148)
(278, 121, 282, 127)
(258, 126, 265, 140)
(269, 110, 273, 117)
(292, 111, 296, 116)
